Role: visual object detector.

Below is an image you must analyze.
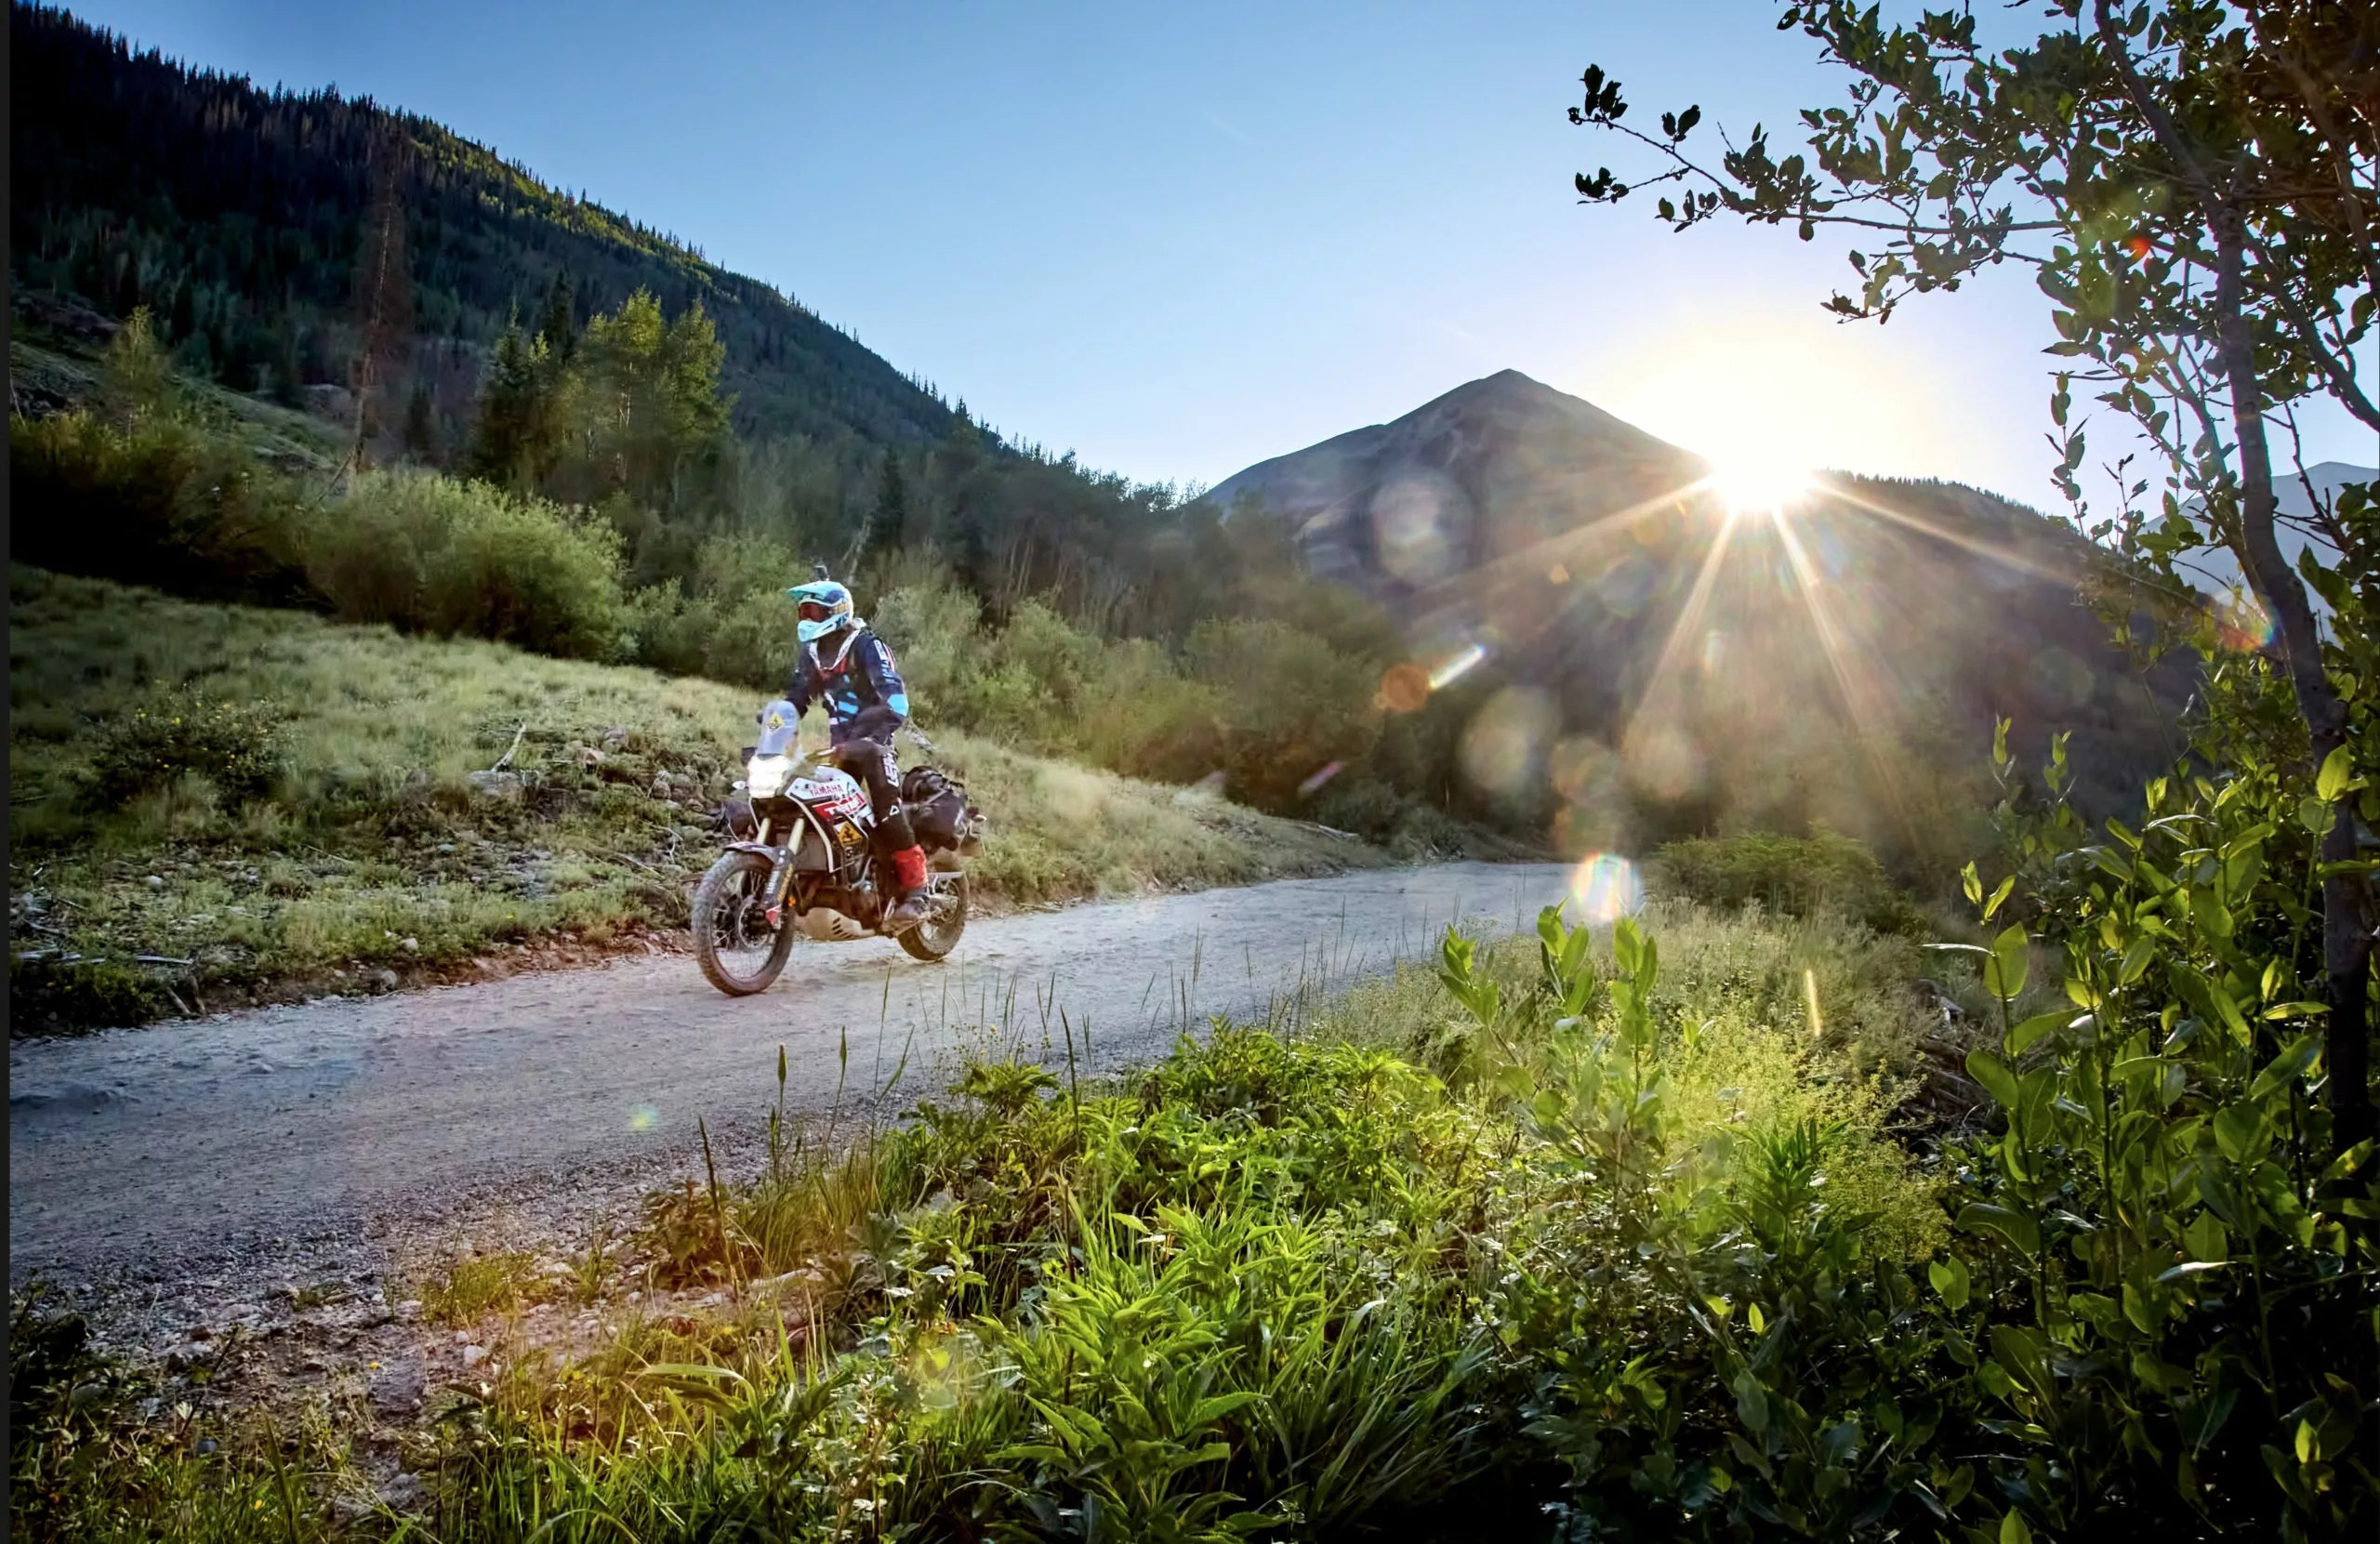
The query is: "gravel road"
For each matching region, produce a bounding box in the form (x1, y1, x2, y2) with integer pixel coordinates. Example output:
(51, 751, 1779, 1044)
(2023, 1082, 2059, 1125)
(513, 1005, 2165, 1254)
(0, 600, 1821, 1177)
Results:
(11, 863, 1573, 1285)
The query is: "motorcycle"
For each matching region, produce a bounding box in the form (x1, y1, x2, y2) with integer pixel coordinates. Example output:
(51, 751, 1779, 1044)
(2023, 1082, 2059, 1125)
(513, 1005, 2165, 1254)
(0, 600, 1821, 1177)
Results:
(691, 698, 984, 996)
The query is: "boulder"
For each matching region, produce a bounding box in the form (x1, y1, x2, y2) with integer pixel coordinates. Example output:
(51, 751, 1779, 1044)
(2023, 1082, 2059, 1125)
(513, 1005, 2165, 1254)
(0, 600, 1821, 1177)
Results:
(464, 770, 523, 804)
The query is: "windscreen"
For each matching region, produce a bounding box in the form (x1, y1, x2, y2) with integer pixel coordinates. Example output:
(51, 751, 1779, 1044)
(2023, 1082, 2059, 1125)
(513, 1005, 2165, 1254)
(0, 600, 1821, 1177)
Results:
(753, 699, 800, 758)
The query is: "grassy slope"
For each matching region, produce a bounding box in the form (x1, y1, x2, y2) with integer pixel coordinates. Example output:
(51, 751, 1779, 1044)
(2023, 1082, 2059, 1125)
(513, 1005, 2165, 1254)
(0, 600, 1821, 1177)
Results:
(12, 333, 347, 471)
(7, 566, 1386, 1031)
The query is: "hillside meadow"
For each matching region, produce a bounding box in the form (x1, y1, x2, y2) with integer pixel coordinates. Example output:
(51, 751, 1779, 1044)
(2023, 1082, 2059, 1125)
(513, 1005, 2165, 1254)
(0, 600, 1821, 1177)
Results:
(7, 565, 1391, 1031)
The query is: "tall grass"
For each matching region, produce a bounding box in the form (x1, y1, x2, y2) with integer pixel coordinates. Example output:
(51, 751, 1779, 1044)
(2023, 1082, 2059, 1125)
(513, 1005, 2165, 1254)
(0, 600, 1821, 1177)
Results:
(7, 567, 1382, 1028)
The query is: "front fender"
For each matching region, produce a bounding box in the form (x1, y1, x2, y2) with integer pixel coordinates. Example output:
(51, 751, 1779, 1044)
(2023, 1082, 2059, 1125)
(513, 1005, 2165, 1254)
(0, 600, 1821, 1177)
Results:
(721, 840, 797, 905)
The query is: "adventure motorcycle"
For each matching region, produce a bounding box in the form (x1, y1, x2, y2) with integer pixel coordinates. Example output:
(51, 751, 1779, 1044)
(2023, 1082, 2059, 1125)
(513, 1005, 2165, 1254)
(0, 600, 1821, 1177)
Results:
(692, 698, 984, 996)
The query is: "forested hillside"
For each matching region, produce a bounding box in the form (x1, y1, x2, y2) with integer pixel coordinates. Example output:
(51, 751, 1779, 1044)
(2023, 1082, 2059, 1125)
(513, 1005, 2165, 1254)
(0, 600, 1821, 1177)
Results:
(9, 1, 953, 450)
(11, 4, 1511, 848)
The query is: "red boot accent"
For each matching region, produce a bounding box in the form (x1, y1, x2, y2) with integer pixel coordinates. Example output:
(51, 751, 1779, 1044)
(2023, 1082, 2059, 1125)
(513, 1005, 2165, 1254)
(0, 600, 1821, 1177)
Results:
(892, 845, 929, 892)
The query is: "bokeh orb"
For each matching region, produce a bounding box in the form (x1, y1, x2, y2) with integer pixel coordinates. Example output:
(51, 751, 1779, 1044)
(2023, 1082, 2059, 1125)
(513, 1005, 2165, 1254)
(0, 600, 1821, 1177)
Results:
(1568, 852, 1645, 927)
(1377, 662, 1431, 713)
(1459, 686, 1557, 803)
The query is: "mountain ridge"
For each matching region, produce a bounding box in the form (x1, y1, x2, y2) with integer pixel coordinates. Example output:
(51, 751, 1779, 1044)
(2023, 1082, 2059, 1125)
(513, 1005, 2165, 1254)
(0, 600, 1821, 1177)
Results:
(8, 2, 957, 452)
(1209, 368, 1704, 590)
(1207, 368, 2197, 842)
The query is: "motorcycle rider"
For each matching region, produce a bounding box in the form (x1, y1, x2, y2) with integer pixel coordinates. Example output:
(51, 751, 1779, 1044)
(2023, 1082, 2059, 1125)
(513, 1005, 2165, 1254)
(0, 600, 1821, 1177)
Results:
(784, 574, 932, 930)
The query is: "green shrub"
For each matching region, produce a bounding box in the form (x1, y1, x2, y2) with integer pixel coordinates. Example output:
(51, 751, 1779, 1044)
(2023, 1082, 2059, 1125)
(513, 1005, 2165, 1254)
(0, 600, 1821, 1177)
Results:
(1656, 825, 1925, 933)
(872, 574, 985, 702)
(1310, 774, 1412, 841)
(8, 410, 313, 603)
(1183, 616, 1383, 809)
(307, 470, 629, 661)
(85, 696, 286, 807)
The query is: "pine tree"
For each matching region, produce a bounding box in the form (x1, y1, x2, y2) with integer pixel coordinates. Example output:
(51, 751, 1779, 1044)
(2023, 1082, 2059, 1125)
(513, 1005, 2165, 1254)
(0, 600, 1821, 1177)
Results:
(466, 322, 545, 489)
(537, 270, 576, 360)
(403, 379, 437, 463)
(875, 449, 912, 548)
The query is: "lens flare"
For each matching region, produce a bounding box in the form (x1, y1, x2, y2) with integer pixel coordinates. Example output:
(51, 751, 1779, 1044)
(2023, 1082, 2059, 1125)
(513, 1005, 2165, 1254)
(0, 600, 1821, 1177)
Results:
(2214, 587, 2275, 651)
(628, 1104, 659, 1132)
(1568, 852, 1645, 927)
(1297, 760, 1345, 798)
(1710, 457, 1812, 517)
(1376, 662, 1431, 713)
(1429, 643, 1488, 691)
(1459, 687, 1557, 803)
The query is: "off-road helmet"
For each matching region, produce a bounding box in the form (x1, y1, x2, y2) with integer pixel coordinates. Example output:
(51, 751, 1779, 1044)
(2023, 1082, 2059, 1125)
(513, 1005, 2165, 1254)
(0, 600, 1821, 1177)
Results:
(787, 576, 866, 670)
(787, 578, 856, 645)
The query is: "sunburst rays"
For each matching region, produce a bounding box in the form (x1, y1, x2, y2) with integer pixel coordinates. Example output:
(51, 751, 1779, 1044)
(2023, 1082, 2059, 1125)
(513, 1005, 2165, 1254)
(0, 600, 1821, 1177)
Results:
(1360, 466, 2101, 842)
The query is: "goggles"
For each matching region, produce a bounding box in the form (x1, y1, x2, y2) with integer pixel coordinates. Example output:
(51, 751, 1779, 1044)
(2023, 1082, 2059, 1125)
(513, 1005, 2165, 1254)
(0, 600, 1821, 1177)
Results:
(797, 600, 837, 624)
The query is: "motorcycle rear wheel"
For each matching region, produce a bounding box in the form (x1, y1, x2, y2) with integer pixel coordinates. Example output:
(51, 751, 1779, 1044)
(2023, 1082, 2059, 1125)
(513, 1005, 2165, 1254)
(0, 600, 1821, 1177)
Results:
(693, 850, 797, 996)
(898, 876, 968, 962)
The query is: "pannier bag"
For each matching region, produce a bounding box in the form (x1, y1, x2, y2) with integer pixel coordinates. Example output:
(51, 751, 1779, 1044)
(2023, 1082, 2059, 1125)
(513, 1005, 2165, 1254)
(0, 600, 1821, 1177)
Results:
(900, 765, 981, 853)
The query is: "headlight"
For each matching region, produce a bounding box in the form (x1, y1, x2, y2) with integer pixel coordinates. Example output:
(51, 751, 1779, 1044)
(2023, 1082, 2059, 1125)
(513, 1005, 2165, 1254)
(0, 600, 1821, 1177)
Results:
(747, 755, 790, 799)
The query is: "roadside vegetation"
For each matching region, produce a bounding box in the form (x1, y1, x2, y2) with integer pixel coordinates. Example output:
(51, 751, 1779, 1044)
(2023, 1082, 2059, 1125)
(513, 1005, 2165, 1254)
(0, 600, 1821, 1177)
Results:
(16, 787, 2373, 1539)
(7, 564, 1394, 1032)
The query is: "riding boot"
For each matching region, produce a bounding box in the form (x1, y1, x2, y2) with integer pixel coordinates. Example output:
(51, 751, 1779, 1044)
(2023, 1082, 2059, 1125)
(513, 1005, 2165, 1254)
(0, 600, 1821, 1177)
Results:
(884, 844, 932, 930)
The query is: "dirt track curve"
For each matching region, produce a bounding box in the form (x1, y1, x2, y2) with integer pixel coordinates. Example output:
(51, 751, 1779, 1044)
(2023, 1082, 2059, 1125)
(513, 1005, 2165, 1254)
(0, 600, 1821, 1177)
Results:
(11, 864, 1573, 1282)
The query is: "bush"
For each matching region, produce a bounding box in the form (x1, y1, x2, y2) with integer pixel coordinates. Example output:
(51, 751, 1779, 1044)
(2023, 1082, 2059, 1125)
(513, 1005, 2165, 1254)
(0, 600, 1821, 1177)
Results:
(85, 696, 286, 807)
(1656, 825, 1925, 933)
(8, 410, 313, 603)
(307, 470, 629, 660)
(1183, 616, 1383, 808)
(872, 574, 985, 704)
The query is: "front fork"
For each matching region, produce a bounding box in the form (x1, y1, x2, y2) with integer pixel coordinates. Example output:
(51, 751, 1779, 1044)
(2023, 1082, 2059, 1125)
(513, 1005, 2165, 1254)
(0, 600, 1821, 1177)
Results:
(724, 824, 797, 928)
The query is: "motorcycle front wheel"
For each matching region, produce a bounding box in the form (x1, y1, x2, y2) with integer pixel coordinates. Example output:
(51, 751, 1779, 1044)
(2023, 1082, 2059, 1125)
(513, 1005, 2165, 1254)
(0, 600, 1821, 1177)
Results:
(692, 850, 797, 996)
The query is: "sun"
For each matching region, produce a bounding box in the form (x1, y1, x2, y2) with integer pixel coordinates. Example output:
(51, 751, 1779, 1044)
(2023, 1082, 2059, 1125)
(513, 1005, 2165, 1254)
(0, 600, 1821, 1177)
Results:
(1708, 456, 1813, 517)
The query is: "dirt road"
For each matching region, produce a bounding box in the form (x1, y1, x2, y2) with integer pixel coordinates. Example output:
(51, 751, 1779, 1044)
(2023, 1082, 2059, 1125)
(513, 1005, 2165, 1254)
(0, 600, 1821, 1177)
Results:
(11, 864, 1573, 1282)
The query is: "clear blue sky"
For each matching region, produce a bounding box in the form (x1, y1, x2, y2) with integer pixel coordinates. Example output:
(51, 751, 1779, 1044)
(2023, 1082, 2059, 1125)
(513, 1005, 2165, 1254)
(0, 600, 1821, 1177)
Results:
(65, 0, 2377, 510)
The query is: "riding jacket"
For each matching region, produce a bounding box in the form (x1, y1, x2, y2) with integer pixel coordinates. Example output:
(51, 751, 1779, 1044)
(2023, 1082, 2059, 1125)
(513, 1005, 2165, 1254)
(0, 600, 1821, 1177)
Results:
(788, 629, 910, 747)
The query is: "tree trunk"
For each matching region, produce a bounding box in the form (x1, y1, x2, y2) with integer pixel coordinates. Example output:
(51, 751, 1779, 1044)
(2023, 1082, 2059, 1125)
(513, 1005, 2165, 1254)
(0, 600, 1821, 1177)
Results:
(2211, 228, 2375, 1154)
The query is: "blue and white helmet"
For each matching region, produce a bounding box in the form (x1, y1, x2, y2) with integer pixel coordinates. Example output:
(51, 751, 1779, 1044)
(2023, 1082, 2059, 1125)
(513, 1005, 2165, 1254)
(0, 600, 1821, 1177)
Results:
(787, 578, 858, 646)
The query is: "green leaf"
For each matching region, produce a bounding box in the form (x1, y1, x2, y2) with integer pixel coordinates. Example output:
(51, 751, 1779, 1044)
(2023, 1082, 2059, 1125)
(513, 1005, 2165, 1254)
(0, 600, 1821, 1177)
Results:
(1966, 1049, 2019, 1111)
(1928, 1253, 1972, 1311)
(2248, 1035, 2320, 1101)
(2001, 1508, 2034, 1544)
(1732, 1368, 1771, 1435)
(1984, 876, 2016, 922)
(2156, 1259, 2229, 1284)
(2299, 795, 2333, 836)
(2316, 746, 2354, 802)
(1958, 1202, 2042, 1257)
(2320, 1140, 2376, 1185)
(2008, 1010, 2069, 1054)
(1963, 861, 1984, 905)
(2184, 1209, 2227, 1263)
(1983, 924, 2030, 1000)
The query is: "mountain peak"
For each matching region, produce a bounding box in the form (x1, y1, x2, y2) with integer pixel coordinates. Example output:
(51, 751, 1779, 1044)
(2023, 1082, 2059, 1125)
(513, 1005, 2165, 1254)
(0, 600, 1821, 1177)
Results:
(1204, 371, 1699, 589)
